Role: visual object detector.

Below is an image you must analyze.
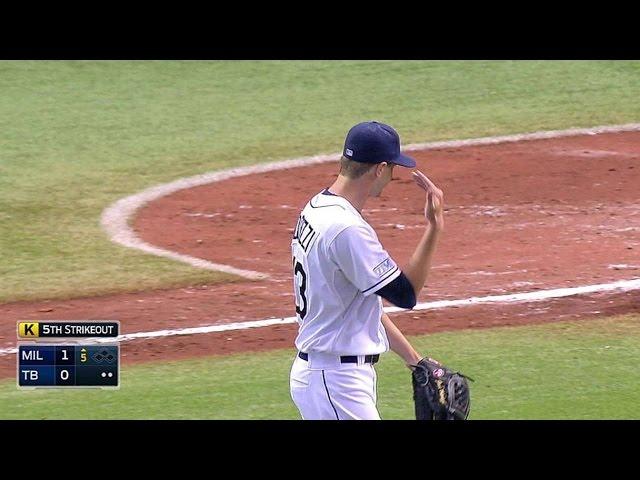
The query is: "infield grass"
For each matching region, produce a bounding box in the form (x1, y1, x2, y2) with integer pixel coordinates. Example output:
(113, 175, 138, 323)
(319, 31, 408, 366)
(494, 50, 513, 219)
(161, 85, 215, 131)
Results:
(1, 61, 640, 302)
(1, 314, 638, 419)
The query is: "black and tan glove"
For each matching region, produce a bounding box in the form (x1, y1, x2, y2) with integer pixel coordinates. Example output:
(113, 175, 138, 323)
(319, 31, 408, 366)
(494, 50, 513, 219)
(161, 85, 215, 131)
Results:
(411, 357, 472, 420)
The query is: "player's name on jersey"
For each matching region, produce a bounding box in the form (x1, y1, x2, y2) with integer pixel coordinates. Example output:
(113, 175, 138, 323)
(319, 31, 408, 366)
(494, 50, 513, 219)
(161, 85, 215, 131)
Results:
(293, 214, 317, 252)
(17, 321, 119, 338)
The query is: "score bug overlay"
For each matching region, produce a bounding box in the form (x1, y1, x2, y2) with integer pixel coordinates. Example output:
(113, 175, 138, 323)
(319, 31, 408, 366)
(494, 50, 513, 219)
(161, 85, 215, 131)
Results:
(17, 321, 120, 390)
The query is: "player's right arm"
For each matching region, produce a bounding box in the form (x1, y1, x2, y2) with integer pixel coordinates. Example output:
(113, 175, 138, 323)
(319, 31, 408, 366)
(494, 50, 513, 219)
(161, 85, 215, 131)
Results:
(401, 170, 445, 298)
(329, 222, 417, 309)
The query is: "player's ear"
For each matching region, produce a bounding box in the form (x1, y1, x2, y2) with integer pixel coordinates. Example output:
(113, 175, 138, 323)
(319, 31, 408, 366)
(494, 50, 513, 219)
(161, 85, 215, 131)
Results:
(376, 162, 387, 177)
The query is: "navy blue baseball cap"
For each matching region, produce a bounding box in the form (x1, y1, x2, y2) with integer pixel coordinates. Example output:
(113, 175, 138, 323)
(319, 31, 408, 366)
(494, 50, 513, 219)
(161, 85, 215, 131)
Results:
(343, 121, 416, 168)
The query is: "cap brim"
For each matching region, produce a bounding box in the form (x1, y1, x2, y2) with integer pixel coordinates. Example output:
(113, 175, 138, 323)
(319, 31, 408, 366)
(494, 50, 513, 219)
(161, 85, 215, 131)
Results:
(390, 153, 417, 168)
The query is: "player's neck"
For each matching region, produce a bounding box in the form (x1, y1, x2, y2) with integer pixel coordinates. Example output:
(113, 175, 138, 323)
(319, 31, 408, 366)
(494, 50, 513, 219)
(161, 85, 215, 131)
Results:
(328, 176, 369, 212)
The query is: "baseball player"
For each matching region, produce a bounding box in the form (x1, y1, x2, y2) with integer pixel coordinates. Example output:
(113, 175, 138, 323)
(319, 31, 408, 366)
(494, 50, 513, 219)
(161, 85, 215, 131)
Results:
(290, 121, 444, 420)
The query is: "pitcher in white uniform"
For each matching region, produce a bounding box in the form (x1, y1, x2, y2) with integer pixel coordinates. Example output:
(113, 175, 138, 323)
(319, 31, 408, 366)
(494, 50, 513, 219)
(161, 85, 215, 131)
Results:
(290, 121, 445, 420)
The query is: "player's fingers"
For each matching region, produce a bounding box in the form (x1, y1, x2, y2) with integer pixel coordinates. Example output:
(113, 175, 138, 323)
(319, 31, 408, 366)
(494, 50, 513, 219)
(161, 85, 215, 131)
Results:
(412, 171, 434, 194)
(424, 176, 442, 198)
(411, 170, 426, 184)
(414, 170, 440, 194)
(414, 170, 434, 187)
(412, 170, 428, 186)
(412, 172, 429, 192)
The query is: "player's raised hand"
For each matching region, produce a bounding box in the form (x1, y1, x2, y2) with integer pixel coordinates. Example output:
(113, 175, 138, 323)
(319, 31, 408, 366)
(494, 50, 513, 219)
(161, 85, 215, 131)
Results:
(412, 170, 444, 230)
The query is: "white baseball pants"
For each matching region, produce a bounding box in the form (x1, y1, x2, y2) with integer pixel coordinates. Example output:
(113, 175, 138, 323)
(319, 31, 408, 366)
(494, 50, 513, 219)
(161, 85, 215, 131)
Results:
(289, 352, 380, 420)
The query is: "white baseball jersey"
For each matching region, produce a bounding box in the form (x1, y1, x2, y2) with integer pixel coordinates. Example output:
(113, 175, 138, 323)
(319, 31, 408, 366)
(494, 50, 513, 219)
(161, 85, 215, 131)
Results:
(291, 189, 401, 356)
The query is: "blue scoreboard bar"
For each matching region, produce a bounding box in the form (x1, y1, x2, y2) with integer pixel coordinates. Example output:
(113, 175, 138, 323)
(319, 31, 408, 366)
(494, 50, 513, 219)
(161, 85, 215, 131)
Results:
(16, 320, 120, 389)
(17, 344, 119, 388)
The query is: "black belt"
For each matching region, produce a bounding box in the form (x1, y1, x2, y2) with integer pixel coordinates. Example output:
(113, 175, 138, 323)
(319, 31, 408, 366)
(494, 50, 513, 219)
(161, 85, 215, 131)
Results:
(298, 351, 379, 364)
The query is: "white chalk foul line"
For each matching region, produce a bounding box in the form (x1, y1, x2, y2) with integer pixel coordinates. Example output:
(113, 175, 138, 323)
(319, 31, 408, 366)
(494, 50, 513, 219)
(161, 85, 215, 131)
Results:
(2, 277, 638, 357)
(100, 123, 640, 279)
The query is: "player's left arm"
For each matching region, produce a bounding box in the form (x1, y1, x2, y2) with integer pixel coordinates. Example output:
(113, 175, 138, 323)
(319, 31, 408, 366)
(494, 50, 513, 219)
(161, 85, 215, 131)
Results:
(381, 312, 422, 368)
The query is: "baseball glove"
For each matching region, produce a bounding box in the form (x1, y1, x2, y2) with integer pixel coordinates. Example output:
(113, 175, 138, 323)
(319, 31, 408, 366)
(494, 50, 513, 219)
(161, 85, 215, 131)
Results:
(411, 357, 473, 420)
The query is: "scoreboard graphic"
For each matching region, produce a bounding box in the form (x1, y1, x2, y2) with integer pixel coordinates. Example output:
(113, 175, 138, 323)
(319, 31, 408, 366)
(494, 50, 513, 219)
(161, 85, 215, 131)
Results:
(17, 321, 120, 389)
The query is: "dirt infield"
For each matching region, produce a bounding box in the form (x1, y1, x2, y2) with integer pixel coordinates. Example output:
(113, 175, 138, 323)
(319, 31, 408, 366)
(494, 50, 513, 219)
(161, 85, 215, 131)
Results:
(1, 131, 639, 378)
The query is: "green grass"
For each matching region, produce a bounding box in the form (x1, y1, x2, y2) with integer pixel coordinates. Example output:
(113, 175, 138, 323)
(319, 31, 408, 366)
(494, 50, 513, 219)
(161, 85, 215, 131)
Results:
(1, 60, 640, 302)
(1, 314, 638, 419)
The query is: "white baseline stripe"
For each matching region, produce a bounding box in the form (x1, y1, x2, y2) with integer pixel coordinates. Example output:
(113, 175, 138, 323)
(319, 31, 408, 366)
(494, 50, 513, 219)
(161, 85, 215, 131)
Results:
(2, 277, 638, 357)
(100, 123, 640, 279)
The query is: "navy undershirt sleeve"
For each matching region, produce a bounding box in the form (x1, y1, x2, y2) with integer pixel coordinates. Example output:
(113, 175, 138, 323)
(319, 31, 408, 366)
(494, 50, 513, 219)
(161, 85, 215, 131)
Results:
(375, 271, 417, 309)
